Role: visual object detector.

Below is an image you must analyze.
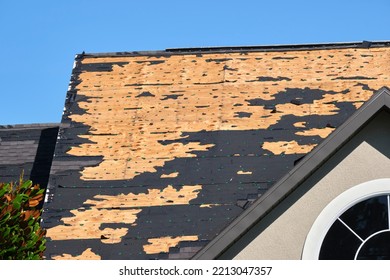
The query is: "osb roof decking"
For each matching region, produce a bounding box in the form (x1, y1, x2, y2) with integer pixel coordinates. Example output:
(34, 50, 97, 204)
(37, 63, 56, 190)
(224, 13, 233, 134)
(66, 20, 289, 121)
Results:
(42, 41, 390, 260)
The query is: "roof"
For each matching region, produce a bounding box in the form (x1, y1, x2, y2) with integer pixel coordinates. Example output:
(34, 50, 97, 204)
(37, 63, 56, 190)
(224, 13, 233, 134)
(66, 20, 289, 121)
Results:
(42, 41, 390, 260)
(193, 87, 390, 259)
(0, 123, 59, 195)
(82, 40, 389, 57)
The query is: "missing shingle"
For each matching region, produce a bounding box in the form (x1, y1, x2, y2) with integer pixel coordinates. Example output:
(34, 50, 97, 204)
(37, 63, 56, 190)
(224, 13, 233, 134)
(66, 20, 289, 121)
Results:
(234, 112, 252, 118)
(136, 91, 156, 98)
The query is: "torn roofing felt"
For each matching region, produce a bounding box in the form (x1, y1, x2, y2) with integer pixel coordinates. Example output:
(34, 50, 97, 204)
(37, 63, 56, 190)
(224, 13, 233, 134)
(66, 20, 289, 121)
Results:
(42, 41, 390, 260)
(192, 87, 390, 259)
(0, 124, 59, 207)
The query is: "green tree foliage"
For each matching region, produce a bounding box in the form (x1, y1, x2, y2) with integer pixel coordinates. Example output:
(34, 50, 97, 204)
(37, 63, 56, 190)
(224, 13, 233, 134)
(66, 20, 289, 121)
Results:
(0, 177, 46, 259)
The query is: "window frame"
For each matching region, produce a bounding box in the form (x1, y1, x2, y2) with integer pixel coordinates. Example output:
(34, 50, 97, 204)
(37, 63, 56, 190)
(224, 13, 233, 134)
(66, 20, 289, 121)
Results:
(302, 178, 390, 260)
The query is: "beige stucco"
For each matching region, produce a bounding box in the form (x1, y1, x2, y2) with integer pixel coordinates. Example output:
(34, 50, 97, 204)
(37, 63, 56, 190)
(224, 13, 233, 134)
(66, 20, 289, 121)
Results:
(232, 111, 390, 259)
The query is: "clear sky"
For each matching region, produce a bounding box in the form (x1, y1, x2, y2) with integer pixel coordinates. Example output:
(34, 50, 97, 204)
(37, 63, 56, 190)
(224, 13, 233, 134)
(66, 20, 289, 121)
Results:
(1, 0, 389, 125)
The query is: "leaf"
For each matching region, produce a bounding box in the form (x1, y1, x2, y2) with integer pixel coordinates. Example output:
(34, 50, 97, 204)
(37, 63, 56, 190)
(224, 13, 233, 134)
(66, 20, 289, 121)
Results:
(28, 199, 39, 207)
(20, 180, 32, 191)
(0, 212, 11, 224)
(0, 176, 46, 259)
(0, 187, 8, 198)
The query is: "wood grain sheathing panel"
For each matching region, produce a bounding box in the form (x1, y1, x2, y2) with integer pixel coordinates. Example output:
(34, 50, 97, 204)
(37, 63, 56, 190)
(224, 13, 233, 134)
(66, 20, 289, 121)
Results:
(46, 185, 202, 245)
(199, 204, 221, 208)
(143, 236, 198, 254)
(45, 203, 241, 259)
(262, 140, 316, 155)
(295, 127, 335, 138)
(46, 208, 142, 243)
(84, 185, 201, 208)
(51, 248, 101, 260)
(68, 49, 390, 181)
(160, 172, 179, 178)
(45, 45, 390, 259)
(237, 170, 253, 175)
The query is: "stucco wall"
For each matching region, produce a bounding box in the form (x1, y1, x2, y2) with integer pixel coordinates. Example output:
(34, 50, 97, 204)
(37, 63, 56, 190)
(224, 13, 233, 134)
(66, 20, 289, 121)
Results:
(232, 110, 390, 259)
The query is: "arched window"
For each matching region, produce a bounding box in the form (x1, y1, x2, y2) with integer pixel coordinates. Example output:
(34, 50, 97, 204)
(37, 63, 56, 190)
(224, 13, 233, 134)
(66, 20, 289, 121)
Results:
(302, 179, 390, 260)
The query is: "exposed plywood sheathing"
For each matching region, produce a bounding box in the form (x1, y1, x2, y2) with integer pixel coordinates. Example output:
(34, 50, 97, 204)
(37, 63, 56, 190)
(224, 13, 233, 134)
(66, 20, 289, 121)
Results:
(160, 172, 179, 178)
(262, 140, 316, 155)
(143, 235, 199, 254)
(200, 204, 221, 208)
(46, 208, 141, 243)
(293, 122, 307, 128)
(67, 139, 214, 180)
(237, 170, 253, 175)
(51, 248, 101, 260)
(84, 185, 202, 208)
(46, 185, 201, 243)
(67, 48, 390, 181)
(295, 127, 335, 138)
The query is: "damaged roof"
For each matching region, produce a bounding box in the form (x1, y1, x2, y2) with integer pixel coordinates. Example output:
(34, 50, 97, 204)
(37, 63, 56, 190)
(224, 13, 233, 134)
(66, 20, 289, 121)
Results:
(42, 41, 390, 260)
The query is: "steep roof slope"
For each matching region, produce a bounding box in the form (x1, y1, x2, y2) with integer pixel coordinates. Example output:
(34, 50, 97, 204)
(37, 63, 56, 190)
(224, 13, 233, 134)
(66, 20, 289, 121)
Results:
(42, 41, 390, 260)
(0, 124, 59, 193)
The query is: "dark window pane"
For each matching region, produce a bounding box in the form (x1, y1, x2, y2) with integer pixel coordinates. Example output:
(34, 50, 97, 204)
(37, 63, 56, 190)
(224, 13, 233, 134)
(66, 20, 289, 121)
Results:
(319, 219, 362, 260)
(340, 195, 388, 240)
(357, 231, 390, 260)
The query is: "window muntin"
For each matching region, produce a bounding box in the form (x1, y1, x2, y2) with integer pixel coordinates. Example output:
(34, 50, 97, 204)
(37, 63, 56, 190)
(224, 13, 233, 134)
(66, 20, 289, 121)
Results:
(319, 195, 390, 260)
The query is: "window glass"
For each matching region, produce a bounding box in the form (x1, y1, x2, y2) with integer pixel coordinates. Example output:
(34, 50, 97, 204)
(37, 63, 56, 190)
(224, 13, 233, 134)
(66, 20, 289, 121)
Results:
(319, 219, 361, 260)
(356, 231, 390, 260)
(319, 195, 390, 260)
(340, 196, 388, 239)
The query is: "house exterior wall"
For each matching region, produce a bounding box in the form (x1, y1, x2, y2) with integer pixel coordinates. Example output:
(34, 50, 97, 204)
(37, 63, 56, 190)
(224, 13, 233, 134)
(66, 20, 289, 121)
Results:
(232, 110, 390, 259)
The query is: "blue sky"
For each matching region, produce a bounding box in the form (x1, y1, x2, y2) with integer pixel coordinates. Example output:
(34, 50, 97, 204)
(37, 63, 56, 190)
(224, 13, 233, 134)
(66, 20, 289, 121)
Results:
(1, 0, 389, 124)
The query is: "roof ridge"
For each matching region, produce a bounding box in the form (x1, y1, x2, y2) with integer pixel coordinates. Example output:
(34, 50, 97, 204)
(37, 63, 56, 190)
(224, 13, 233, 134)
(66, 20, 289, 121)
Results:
(0, 123, 60, 130)
(79, 40, 390, 58)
